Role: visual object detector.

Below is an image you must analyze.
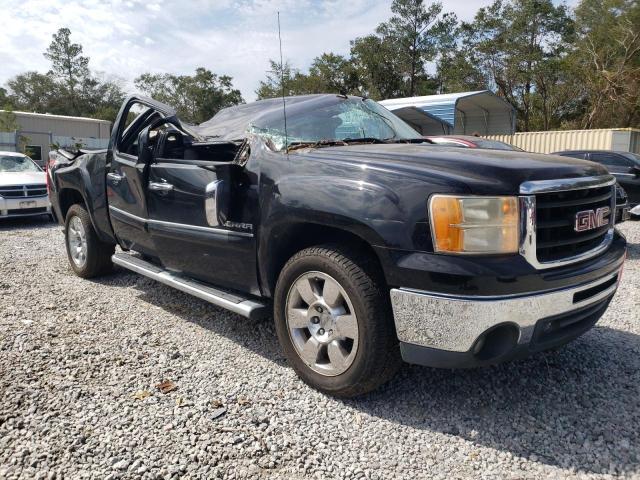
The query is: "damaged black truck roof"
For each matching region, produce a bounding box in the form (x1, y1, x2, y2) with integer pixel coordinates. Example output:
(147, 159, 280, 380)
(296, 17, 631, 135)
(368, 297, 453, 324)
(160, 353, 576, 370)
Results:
(194, 94, 360, 142)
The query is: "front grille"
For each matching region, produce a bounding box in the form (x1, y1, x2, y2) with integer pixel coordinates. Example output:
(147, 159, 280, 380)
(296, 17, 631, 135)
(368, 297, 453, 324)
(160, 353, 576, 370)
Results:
(535, 185, 614, 263)
(0, 184, 47, 198)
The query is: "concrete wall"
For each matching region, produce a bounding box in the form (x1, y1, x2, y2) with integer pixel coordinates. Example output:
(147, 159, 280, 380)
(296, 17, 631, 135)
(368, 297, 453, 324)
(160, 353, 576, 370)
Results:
(487, 128, 640, 154)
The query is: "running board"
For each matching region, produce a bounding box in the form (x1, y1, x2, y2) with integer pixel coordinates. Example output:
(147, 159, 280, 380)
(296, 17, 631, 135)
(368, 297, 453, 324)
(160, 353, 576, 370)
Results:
(112, 253, 267, 320)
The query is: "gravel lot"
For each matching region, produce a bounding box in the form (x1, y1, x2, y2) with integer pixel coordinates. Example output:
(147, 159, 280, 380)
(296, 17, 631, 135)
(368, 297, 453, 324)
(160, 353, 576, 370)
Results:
(0, 218, 639, 480)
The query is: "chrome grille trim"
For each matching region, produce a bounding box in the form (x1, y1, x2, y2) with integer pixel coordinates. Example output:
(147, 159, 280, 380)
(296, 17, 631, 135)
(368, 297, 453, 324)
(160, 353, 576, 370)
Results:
(519, 175, 616, 194)
(519, 175, 616, 270)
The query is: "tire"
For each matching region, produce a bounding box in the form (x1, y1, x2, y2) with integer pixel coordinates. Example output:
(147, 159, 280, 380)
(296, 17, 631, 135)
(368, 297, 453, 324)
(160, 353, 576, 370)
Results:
(64, 204, 115, 278)
(274, 244, 401, 397)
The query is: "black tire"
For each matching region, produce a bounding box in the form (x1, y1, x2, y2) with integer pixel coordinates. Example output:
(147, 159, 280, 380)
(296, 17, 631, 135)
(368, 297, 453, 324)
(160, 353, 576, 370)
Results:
(64, 204, 115, 278)
(274, 244, 401, 397)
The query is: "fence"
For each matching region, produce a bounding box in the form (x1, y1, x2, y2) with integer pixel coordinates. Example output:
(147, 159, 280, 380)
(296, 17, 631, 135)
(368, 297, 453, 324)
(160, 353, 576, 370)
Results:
(487, 128, 640, 154)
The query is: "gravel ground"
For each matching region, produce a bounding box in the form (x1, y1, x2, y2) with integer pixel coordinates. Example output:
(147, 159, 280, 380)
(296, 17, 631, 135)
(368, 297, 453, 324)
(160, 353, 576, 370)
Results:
(0, 217, 639, 480)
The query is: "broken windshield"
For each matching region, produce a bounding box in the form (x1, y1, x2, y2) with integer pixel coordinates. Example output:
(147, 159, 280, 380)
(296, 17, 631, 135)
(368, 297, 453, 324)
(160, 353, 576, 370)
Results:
(248, 97, 423, 151)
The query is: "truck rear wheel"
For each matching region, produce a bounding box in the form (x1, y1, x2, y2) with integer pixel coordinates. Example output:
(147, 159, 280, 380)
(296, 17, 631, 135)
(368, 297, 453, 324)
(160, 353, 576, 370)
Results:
(274, 244, 400, 397)
(65, 204, 114, 278)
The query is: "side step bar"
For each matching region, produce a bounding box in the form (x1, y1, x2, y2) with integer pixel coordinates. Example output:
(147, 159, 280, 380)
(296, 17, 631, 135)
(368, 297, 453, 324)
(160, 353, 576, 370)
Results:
(112, 253, 268, 320)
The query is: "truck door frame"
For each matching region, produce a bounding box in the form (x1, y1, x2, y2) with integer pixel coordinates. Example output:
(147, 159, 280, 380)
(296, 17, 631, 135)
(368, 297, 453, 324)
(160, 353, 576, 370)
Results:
(106, 96, 176, 255)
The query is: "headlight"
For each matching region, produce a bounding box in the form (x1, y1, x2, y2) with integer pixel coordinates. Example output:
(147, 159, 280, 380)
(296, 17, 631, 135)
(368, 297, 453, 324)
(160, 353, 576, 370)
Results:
(429, 195, 519, 254)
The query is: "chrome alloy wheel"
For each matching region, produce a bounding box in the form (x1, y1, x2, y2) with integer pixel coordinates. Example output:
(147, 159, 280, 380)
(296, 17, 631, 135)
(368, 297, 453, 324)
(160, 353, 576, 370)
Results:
(67, 216, 88, 268)
(285, 271, 359, 376)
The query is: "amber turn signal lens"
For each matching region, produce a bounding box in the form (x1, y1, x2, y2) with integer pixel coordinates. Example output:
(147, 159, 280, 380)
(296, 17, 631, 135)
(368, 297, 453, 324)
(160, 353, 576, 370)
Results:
(429, 195, 519, 254)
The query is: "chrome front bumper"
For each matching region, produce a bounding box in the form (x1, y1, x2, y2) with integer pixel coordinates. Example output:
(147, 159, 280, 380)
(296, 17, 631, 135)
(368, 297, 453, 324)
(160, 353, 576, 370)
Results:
(0, 195, 51, 218)
(390, 269, 621, 354)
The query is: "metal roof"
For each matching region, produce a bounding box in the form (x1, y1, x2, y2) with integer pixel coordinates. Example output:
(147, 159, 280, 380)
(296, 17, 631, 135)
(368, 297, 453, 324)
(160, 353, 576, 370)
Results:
(0, 110, 111, 125)
(380, 90, 516, 135)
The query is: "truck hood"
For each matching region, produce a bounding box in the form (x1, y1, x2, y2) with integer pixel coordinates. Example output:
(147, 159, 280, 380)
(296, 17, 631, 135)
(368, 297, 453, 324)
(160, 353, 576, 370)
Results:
(294, 144, 609, 194)
(0, 171, 46, 186)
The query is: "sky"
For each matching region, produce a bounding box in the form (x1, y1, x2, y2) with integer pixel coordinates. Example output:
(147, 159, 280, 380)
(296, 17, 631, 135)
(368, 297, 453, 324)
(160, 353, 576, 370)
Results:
(0, 0, 577, 102)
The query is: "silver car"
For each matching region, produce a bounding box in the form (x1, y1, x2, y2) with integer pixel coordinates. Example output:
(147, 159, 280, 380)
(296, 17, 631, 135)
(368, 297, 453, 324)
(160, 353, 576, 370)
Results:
(0, 151, 52, 219)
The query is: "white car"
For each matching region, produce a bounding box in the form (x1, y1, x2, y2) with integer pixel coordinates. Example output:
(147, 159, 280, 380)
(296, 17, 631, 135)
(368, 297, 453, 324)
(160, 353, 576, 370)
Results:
(0, 151, 52, 219)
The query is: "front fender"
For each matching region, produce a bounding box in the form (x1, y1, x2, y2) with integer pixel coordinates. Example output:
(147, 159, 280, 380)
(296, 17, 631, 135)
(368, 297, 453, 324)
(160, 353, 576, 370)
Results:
(269, 174, 405, 246)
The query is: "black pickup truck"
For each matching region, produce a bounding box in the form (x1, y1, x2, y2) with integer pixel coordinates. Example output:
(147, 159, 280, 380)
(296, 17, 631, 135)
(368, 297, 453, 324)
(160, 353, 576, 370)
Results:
(48, 94, 627, 397)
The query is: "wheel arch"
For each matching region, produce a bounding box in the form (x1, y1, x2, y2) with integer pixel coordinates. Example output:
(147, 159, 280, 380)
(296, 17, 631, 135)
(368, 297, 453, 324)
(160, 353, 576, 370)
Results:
(259, 221, 386, 298)
(58, 188, 87, 220)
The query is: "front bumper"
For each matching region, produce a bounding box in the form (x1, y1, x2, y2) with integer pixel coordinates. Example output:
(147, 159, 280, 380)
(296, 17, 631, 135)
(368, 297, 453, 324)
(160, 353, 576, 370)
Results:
(386, 231, 626, 369)
(0, 195, 51, 218)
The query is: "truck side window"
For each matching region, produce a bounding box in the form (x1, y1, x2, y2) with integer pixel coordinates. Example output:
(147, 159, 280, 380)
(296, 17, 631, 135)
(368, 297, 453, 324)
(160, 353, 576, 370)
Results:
(118, 102, 159, 157)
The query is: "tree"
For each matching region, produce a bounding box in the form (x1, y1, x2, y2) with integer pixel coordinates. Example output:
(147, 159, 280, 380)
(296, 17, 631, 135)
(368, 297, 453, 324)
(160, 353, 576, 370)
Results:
(44, 28, 90, 115)
(6, 72, 64, 114)
(2, 28, 125, 123)
(308, 53, 361, 95)
(256, 60, 295, 99)
(0, 109, 19, 132)
(0, 87, 9, 108)
(135, 68, 243, 124)
(350, 35, 406, 99)
(256, 55, 361, 100)
(570, 0, 640, 128)
(377, 0, 457, 97)
(460, 0, 574, 131)
(436, 48, 487, 93)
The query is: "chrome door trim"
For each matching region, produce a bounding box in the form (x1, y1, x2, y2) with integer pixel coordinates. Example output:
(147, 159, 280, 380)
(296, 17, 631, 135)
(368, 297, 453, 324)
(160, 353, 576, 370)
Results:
(205, 180, 227, 227)
(108, 205, 253, 238)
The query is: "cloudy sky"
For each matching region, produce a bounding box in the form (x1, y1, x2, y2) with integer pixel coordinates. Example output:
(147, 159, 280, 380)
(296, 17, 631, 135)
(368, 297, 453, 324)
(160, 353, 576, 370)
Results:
(0, 0, 576, 101)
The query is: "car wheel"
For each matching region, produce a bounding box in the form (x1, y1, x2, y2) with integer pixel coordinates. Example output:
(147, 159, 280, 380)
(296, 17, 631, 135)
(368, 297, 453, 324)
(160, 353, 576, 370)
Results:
(274, 244, 400, 397)
(65, 204, 115, 278)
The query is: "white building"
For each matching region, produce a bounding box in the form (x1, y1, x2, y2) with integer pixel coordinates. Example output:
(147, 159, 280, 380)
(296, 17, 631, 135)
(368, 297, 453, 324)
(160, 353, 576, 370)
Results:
(0, 111, 111, 166)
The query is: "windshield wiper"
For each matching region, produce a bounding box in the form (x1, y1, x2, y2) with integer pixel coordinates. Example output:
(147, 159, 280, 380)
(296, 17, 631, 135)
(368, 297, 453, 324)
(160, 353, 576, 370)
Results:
(342, 137, 390, 144)
(287, 139, 348, 151)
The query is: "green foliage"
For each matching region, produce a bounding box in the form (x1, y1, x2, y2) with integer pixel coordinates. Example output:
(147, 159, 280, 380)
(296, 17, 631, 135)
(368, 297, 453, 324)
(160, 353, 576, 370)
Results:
(0, 109, 19, 132)
(2, 28, 125, 124)
(44, 27, 90, 115)
(256, 55, 360, 100)
(376, 0, 457, 97)
(2, 2, 638, 132)
(134, 68, 243, 124)
(451, 0, 575, 131)
(568, 0, 640, 128)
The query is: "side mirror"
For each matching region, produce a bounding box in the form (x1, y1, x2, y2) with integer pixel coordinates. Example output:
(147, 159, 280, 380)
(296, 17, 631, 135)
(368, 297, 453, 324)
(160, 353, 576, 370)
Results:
(630, 165, 640, 177)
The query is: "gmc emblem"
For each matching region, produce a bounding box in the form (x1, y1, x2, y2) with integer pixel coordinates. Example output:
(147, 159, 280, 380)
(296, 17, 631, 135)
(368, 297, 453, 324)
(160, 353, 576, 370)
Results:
(574, 207, 610, 232)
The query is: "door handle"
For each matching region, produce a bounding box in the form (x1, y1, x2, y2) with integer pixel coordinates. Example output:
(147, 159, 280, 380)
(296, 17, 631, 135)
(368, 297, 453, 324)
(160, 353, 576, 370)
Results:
(149, 181, 174, 194)
(107, 172, 124, 185)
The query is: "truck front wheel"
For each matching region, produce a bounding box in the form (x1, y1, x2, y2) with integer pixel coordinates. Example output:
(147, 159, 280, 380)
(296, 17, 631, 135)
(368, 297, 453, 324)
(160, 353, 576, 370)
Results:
(64, 204, 115, 278)
(274, 245, 400, 397)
